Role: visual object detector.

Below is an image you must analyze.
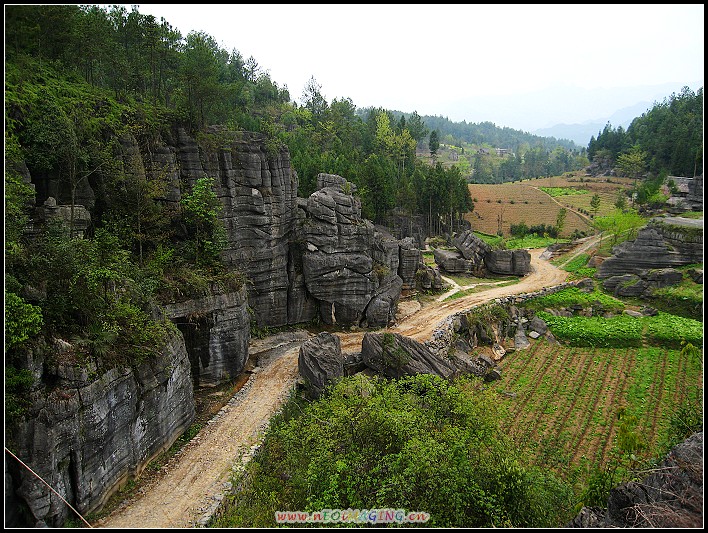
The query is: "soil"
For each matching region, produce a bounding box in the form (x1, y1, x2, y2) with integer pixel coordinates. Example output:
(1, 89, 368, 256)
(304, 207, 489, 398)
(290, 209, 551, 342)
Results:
(94, 247, 570, 528)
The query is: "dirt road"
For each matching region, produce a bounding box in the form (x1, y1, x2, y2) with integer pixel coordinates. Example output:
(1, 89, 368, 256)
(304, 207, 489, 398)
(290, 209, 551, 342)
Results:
(95, 247, 567, 528)
(339, 247, 568, 352)
(96, 336, 307, 529)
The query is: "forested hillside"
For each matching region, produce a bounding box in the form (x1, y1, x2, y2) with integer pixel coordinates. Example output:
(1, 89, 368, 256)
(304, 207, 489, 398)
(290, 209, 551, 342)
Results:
(588, 86, 703, 178)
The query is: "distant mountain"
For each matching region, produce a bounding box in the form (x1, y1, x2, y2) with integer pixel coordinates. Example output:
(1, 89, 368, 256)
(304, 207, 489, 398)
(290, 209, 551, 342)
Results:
(531, 101, 656, 147)
(433, 81, 703, 147)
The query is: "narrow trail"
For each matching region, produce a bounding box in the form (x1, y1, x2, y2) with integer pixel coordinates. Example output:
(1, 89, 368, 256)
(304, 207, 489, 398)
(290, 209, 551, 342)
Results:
(95, 246, 573, 528)
(437, 274, 513, 302)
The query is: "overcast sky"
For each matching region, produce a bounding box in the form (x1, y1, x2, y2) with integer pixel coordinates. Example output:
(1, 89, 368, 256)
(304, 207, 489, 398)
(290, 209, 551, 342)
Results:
(133, 3, 703, 131)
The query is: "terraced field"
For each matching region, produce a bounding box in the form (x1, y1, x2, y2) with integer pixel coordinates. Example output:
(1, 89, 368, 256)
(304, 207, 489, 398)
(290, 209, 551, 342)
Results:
(467, 174, 636, 237)
(494, 342, 703, 470)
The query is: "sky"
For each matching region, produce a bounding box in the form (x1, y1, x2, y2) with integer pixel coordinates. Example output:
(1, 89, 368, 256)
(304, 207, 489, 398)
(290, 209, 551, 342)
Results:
(131, 3, 703, 132)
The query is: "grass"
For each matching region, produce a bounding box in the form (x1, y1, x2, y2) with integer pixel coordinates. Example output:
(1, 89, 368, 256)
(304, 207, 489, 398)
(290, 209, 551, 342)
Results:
(676, 211, 703, 219)
(497, 343, 703, 474)
(539, 187, 589, 197)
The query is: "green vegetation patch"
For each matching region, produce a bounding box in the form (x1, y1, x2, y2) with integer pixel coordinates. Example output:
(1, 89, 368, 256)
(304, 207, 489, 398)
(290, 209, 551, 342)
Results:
(213, 374, 574, 528)
(537, 311, 703, 349)
(538, 312, 643, 348)
(559, 253, 589, 273)
(649, 281, 703, 320)
(539, 187, 589, 197)
(522, 287, 625, 314)
(505, 235, 569, 249)
(642, 313, 703, 348)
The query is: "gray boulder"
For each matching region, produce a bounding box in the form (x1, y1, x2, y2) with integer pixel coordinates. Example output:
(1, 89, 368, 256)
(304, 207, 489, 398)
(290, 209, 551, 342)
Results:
(298, 332, 344, 399)
(484, 249, 531, 275)
(452, 230, 491, 265)
(361, 332, 456, 379)
(434, 248, 472, 273)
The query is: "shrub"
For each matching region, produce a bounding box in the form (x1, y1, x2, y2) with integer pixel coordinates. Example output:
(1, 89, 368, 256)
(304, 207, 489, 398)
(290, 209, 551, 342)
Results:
(214, 374, 574, 528)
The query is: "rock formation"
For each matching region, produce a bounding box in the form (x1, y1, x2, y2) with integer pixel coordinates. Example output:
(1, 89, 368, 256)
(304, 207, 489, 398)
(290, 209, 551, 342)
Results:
(161, 286, 250, 387)
(484, 248, 532, 276)
(300, 174, 404, 327)
(597, 220, 703, 279)
(11, 126, 425, 527)
(5, 332, 195, 527)
(298, 332, 344, 399)
(361, 332, 457, 379)
(434, 230, 531, 276)
(566, 431, 703, 528)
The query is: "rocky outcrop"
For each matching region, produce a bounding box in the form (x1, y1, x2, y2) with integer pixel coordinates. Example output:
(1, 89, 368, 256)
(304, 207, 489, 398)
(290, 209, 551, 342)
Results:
(298, 332, 344, 399)
(161, 285, 250, 387)
(5, 332, 195, 528)
(416, 263, 443, 291)
(300, 174, 404, 327)
(27, 197, 92, 239)
(398, 237, 422, 289)
(434, 230, 531, 276)
(433, 248, 472, 273)
(597, 221, 703, 279)
(566, 431, 703, 528)
(199, 129, 311, 327)
(601, 268, 684, 298)
(452, 230, 491, 265)
(485, 248, 532, 276)
(361, 332, 456, 379)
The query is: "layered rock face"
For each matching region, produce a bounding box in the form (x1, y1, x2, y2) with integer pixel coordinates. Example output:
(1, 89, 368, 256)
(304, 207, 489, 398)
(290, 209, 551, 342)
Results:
(6, 332, 195, 527)
(178, 127, 312, 327)
(300, 174, 404, 327)
(434, 230, 531, 276)
(361, 332, 457, 379)
(597, 221, 703, 279)
(161, 286, 250, 387)
(567, 431, 703, 528)
(33, 129, 416, 330)
(485, 249, 531, 276)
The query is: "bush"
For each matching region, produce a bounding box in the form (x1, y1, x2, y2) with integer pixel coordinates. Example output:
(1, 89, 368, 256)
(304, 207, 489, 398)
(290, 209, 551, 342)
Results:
(510, 222, 529, 237)
(5, 292, 43, 351)
(214, 374, 574, 528)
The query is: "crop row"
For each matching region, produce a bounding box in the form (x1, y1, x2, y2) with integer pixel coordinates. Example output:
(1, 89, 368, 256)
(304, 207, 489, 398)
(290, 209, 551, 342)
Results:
(495, 344, 702, 473)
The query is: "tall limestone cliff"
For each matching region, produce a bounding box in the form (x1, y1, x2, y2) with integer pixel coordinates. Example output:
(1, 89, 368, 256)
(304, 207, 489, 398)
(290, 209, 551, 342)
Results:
(6, 332, 195, 527)
(8, 126, 420, 527)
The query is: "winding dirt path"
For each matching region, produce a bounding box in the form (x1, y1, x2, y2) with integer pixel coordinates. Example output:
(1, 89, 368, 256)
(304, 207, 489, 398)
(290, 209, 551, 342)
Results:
(95, 247, 568, 528)
(339, 248, 568, 352)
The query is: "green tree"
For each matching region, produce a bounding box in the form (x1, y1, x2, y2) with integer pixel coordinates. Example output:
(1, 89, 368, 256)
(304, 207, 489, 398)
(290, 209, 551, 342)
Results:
(614, 191, 628, 211)
(179, 31, 224, 129)
(429, 129, 440, 160)
(406, 110, 429, 147)
(5, 292, 44, 352)
(593, 210, 645, 246)
(555, 207, 567, 239)
(180, 176, 226, 265)
(590, 194, 601, 216)
(616, 145, 647, 182)
(301, 75, 328, 121)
